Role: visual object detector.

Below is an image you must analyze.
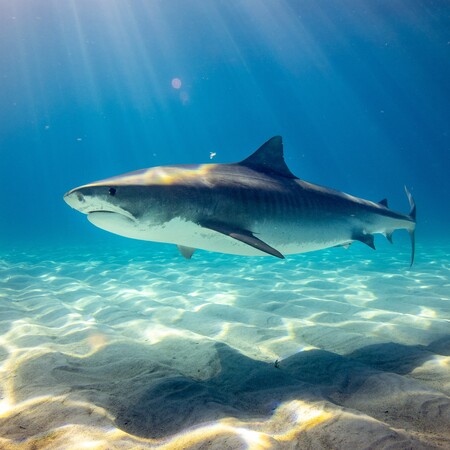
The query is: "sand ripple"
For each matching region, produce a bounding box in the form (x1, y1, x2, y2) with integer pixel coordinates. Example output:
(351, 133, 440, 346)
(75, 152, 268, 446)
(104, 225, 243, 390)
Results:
(0, 243, 449, 449)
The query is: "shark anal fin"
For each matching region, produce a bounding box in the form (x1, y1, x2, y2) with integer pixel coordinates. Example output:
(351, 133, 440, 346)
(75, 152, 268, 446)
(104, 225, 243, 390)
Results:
(200, 221, 285, 259)
(352, 232, 376, 250)
(385, 231, 394, 244)
(177, 245, 196, 259)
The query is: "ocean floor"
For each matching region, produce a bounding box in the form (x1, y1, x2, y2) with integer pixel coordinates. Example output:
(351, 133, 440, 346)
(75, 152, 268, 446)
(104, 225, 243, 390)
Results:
(0, 241, 449, 449)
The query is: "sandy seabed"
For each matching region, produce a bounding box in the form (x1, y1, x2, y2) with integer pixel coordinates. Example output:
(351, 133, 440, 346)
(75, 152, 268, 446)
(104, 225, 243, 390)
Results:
(0, 242, 449, 449)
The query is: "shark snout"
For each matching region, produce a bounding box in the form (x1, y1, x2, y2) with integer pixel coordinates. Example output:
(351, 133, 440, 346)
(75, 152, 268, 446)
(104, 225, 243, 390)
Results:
(63, 189, 99, 214)
(64, 187, 101, 215)
(64, 187, 137, 222)
(63, 190, 86, 211)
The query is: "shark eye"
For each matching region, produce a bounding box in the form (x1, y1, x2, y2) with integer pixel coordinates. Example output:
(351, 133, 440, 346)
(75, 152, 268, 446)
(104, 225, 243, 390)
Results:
(109, 187, 117, 196)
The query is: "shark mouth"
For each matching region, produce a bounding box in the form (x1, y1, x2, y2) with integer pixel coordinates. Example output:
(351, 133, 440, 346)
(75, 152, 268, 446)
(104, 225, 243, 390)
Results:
(88, 210, 119, 215)
(87, 210, 137, 235)
(87, 209, 135, 220)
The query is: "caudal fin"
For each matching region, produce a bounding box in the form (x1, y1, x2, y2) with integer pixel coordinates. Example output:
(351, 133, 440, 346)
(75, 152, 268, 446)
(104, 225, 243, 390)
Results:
(404, 186, 416, 266)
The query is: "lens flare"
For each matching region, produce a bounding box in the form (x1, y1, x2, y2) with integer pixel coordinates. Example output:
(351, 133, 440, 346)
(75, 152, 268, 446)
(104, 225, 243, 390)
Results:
(171, 78, 182, 89)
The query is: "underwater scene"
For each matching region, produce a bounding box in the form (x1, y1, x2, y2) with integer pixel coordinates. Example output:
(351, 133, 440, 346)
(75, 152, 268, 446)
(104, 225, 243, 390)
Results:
(1, 1, 449, 449)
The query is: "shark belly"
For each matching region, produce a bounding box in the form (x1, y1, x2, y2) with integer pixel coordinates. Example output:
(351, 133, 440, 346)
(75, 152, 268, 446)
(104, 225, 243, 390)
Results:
(88, 211, 353, 256)
(89, 212, 263, 254)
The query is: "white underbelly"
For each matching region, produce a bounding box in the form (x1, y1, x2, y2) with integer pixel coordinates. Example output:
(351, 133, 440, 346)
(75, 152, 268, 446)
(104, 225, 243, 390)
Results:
(88, 213, 345, 256)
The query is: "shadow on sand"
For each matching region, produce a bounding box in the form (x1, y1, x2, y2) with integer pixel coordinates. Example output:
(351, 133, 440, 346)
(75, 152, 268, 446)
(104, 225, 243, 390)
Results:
(11, 334, 450, 439)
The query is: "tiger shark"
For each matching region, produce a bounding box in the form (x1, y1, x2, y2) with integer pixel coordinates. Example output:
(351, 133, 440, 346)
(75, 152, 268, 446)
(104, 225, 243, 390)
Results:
(64, 136, 416, 264)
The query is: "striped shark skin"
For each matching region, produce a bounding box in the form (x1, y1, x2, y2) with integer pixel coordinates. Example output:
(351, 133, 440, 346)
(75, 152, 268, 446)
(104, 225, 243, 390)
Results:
(64, 136, 416, 264)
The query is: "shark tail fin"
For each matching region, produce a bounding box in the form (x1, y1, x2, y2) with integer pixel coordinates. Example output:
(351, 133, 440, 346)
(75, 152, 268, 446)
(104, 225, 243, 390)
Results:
(404, 186, 416, 267)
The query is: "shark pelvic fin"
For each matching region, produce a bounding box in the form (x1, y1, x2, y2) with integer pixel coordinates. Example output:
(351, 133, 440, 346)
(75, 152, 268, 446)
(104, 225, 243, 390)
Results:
(177, 245, 196, 259)
(240, 136, 296, 179)
(352, 232, 376, 250)
(385, 231, 394, 244)
(378, 198, 389, 207)
(200, 221, 285, 259)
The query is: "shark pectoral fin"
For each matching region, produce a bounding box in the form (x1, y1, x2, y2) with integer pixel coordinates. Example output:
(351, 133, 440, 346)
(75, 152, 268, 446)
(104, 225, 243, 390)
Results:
(200, 221, 285, 259)
(177, 245, 196, 259)
(352, 232, 376, 250)
(229, 232, 285, 259)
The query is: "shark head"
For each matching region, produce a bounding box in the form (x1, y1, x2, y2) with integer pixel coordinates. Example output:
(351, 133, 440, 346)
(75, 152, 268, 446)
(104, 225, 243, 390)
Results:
(63, 169, 165, 238)
(63, 164, 216, 242)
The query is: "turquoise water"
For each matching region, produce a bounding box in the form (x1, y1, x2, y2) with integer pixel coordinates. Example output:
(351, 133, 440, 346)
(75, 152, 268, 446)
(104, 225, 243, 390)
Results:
(0, 244, 449, 447)
(1, 1, 449, 448)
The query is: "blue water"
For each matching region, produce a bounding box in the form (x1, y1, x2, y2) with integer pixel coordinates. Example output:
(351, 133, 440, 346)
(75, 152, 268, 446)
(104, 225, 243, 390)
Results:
(1, 1, 449, 448)
(0, 0, 449, 248)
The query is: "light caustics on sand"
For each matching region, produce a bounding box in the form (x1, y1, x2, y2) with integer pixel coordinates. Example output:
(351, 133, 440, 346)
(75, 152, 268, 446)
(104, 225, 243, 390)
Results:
(0, 246, 450, 448)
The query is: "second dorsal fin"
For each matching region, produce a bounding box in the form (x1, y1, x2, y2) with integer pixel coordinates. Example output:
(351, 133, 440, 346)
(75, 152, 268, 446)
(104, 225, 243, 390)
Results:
(239, 136, 296, 178)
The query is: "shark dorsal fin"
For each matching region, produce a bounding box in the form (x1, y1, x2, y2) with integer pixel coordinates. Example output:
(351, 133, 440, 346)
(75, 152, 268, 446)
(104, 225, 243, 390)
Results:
(239, 136, 296, 178)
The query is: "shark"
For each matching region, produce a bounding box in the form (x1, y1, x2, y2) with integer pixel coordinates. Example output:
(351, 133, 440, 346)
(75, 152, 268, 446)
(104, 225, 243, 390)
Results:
(64, 136, 416, 264)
